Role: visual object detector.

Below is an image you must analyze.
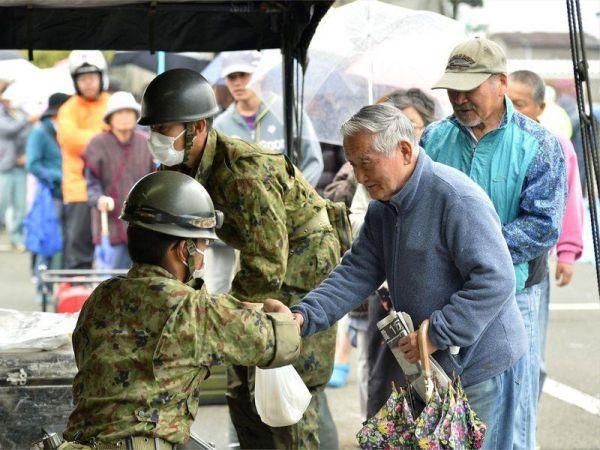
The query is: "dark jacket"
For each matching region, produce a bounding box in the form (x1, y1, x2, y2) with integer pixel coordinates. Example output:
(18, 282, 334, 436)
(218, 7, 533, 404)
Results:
(26, 117, 62, 198)
(84, 130, 155, 245)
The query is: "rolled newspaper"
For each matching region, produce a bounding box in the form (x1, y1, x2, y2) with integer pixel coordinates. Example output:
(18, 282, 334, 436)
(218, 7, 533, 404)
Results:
(377, 311, 452, 401)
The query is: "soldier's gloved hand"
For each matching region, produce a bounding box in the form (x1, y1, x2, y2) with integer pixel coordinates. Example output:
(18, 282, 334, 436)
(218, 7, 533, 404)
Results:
(263, 298, 292, 316)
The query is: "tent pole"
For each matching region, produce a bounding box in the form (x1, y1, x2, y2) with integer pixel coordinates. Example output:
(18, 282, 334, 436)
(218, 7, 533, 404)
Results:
(157, 51, 166, 74)
(281, 11, 295, 162)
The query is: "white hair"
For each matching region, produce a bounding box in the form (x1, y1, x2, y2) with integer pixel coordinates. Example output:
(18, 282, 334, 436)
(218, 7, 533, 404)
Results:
(340, 104, 419, 157)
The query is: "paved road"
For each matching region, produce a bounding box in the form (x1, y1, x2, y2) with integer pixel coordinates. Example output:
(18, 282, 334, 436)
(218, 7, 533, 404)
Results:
(1, 233, 599, 449)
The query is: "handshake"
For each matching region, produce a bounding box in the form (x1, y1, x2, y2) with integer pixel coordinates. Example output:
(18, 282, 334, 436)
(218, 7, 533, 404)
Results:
(245, 299, 304, 334)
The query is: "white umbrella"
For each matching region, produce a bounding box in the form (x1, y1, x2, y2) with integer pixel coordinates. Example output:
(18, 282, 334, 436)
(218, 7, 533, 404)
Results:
(245, 0, 467, 145)
(303, 0, 467, 144)
(3, 63, 73, 115)
(0, 58, 39, 83)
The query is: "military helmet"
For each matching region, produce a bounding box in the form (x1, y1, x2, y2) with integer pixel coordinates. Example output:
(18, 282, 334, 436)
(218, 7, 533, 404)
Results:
(138, 68, 220, 126)
(120, 171, 223, 240)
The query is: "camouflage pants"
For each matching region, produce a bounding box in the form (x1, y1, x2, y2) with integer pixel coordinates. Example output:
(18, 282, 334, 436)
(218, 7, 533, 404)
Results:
(228, 231, 340, 449)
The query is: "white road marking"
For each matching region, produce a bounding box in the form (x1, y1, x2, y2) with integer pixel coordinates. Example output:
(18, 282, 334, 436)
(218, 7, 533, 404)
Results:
(549, 303, 600, 311)
(543, 378, 600, 416)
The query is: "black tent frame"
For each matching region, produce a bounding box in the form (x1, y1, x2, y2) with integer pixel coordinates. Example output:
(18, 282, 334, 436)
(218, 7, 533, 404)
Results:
(567, 0, 600, 300)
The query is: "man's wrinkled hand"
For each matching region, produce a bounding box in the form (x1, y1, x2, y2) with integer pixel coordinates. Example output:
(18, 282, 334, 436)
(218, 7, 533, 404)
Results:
(399, 330, 438, 364)
(555, 262, 574, 287)
(263, 298, 291, 316)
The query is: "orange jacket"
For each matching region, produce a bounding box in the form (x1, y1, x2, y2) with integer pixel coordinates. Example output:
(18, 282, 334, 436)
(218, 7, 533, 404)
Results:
(57, 93, 110, 203)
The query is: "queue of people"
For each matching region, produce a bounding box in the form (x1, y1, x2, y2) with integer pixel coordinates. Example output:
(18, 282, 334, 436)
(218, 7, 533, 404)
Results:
(0, 37, 585, 450)
(0, 75, 33, 251)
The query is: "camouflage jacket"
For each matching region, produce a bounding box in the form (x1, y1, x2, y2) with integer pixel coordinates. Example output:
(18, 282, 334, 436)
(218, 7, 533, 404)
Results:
(175, 129, 339, 388)
(63, 263, 299, 444)
(192, 129, 338, 302)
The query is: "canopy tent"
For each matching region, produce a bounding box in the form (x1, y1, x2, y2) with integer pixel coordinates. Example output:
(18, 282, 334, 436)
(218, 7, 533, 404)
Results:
(0, 0, 334, 162)
(0, 1, 331, 65)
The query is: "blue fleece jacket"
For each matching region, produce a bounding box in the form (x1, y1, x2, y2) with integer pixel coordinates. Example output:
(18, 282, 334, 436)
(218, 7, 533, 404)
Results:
(291, 152, 527, 387)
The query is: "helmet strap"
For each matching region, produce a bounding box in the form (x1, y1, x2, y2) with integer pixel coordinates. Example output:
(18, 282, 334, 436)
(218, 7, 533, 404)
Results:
(183, 122, 195, 165)
(181, 239, 197, 283)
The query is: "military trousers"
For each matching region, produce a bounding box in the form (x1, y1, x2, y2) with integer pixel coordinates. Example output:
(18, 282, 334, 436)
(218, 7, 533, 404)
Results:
(63, 201, 94, 269)
(226, 231, 340, 449)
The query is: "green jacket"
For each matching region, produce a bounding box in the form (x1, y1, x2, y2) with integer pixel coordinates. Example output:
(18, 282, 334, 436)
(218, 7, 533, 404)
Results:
(184, 129, 339, 388)
(64, 263, 299, 444)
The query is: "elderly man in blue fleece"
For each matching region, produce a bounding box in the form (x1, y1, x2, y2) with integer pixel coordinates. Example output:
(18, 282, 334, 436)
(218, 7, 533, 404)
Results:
(288, 103, 527, 450)
(420, 37, 567, 450)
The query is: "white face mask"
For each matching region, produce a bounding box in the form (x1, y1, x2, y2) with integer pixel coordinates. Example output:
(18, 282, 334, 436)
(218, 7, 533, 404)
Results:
(148, 129, 186, 166)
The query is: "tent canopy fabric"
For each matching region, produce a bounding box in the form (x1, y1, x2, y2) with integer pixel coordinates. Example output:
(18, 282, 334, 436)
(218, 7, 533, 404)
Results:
(0, 1, 333, 67)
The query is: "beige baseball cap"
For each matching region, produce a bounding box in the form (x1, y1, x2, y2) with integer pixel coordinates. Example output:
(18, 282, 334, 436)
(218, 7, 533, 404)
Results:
(433, 37, 507, 92)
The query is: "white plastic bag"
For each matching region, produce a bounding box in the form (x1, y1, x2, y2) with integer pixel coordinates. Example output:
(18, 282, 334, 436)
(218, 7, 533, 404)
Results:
(254, 365, 312, 427)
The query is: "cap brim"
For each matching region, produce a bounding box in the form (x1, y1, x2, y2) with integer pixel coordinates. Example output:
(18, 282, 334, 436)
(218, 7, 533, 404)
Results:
(432, 72, 491, 91)
(221, 64, 256, 79)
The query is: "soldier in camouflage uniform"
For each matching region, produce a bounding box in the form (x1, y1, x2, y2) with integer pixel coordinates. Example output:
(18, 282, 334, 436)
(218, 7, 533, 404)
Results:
(62, 171, 300, 450)
(140, 68, 339, 449)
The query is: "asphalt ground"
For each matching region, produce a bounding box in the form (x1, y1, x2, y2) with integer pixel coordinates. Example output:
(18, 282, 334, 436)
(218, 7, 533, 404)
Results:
(1, 232, 599, 449)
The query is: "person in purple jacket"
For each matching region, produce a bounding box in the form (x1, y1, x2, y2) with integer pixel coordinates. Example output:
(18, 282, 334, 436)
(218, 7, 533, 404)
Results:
(84, 91, 155, 269)
(288, 103, 527, 450)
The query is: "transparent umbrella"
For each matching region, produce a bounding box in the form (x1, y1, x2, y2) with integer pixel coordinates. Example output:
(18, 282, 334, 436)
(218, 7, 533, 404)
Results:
(248, 0, 467, 145)
(207, 0, 468, 147)
(307, 0, 467, 145)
